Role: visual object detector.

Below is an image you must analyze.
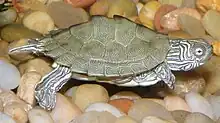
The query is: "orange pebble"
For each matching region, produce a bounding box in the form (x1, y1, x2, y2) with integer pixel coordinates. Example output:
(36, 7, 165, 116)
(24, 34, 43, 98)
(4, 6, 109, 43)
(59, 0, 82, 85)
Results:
(64, 0, 96, 8)
(212, 41, 220, 56)
(108, 98, 134, 114)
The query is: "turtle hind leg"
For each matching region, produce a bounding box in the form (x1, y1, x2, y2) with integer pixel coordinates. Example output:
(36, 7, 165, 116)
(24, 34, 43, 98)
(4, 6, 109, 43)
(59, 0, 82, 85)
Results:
(35, 63, 72, 110)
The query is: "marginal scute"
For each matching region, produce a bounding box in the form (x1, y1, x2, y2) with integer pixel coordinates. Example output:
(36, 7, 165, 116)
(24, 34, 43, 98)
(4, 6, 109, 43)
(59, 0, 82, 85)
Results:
(136, 25, 157, 42)
(105, 65, 120, 77)
(119, 66, 134, 76)
(70, 57, 89, 74)
(92, 16, 116, 45)
(131, 63, 147, 74)
(88, 59, 104, 76)
(56, 53, 75, 67)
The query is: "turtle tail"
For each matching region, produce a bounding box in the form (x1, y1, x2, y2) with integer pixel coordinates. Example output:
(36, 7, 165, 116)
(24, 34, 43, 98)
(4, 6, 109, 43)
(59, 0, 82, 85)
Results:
(8, 38, 45, 55)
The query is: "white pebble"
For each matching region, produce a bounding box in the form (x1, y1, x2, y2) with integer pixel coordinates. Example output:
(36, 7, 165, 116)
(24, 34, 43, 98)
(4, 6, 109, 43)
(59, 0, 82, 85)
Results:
(0, 60, 20, 90)
(85, 102, 126, 118)
(28, 108, 54, 123)
(206, 95, 220, 120)
(0, 112, 16, 123)
(185, 91, 214, 119)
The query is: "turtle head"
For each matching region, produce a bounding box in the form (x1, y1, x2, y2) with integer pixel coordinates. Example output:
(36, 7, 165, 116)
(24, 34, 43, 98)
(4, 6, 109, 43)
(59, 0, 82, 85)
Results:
(166, 39, 213, 71)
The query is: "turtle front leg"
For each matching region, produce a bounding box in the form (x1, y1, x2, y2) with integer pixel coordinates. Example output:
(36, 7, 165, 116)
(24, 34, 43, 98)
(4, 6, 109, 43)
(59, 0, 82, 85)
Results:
(35, 63, 72, 110)
(117, 63, 175, 89)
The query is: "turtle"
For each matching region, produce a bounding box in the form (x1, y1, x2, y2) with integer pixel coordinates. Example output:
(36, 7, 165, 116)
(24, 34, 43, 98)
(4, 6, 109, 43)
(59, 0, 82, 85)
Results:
(0, 0, 13, 12)
(8, 15, 213, 110)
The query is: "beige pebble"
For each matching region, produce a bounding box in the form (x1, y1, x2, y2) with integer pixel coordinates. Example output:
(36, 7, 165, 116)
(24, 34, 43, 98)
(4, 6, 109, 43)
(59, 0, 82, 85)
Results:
(184, 112, 215, 123)
(142, 116, 176, 123)
(0, 40, 9, 57)
(64, 86, 78, 99)
(0, 112, 16, 123)
(128, 99, 174, 122)
(0, 99, 3, 112)
(85, 102, 126, 118)
(18, 57, 52, 76)
(110, 91, 141, 101)
(4, 102, 28, 123)
(146, 98, 166, 108)
(50, 93, 82, 123)
(70, 111, 117, 123)
(8, 39, 35, 61)
(23, 11, 55, 34)
(74, 84, 109, 111)
(28, 107, 54, 123)
(17, 71, 42, 105)
(0, 91, 31, 111)
(164, 95, 191, 112)
(115, 116, 138, 123)
(171, 110, 190, 123)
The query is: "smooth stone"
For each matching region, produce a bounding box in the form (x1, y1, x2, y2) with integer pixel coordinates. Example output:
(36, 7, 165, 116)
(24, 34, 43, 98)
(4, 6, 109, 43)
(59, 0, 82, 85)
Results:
(73, 84, 109, 111)
(206, 95, 220, 120)
(85, 102, 126, 118)
(164, 95, 191, 112)
(18, 57, 53, 76)
(115, 116, 138, 123)
(28, 108, 54, 123)
(142, 116, 175, 123)
(202, 10, 220, 40)
(108, 98, 134, 114)
(0, 40, 9, 57)
(70, 111, 117, 123)
(214, 89, 220, 96)
(181, 0, 196, 8)
(110, 91, 141, 101)
(173, 71, 206, 97)
(0, 24, 41, 42)
(184, 112, 215, 123)
(0, 60, 20, 90)
(171, 110, 191, 123)
(128, 99, 174, 122)
(4, 102, 28, 123)
(0, 8, 17, 27)
(17, 71, 42, 105)
(159, 0, 183, 7)
(195, 56, 220, 94)
(0, 99, 3, 112)
(0, 112, 16, 123)
(146, 98, 166, 108)
(64, 86, 78, 98)
(50, 93, 82, 123)
(185, 91, 214, 119)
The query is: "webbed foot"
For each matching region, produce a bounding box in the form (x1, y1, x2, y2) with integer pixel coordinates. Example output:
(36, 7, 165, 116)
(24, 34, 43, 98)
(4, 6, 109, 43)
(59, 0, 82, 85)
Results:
(35, 63, 72, 110)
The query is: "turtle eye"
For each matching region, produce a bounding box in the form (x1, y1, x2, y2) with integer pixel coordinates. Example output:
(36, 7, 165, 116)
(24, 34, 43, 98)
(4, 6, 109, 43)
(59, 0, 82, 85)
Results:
(195, 47, 204, 56)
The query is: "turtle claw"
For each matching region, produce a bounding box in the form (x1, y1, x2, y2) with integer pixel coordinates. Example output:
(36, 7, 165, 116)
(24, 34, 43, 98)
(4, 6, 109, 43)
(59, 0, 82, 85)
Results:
(35, 64, 72, 110)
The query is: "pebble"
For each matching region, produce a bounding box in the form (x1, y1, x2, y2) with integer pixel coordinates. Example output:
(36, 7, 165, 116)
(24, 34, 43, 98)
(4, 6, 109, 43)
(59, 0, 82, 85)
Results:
(85, 102, 126, 118)
(73, 84, 109, 111)
(89, 0, 110, 16)
(110, 91, 141, 101)
(160, 8, 201, 31)
(108, 98, 134, 114)
(64, 0, 96, 8)
(181, 0, 196, 8)
(196, 0, 220, 13)
(178, 14, 206, 37)
(173, 71, 206, 97)
(185, 91, 214, 119)
(8, 39, 36, 61)
(138, 0, 161, 29)
(184, 112, 215, 123)
(107, 0, 138, 18)
(18, 0, 47, 12)
(0, 8, 17, 27)
(17, 72, 42, 105)
(4, 102, 28, 123)
(206, 95, 220, 120)
(202, 10, 220, 40)
(50, 93, 82, 123)
(0, 60, 20, 90)
(168, 30, 192, 39)
(0, 24, 41, 43)
(18, 57, 53, 77)
(128, 99, 174, 122)
(22, 11, 55, 34)
(159, 0, 183, 8)
(115, 116, 138, 123)
(28, 107, 54, 123)
(47, 2, 90, 28)
(0, 112, 16, 123)
(70, 111, 117, 123)
(164, 95, 191, 112)
(171, 110, 190, 123)
(0, 40, 9, 58)
(0, 99, 3, 112)
(212, 41, 220, 56)
(141, 116, 175, 123)
(146, 98, 166, 108)
(64, 86, 78, 98)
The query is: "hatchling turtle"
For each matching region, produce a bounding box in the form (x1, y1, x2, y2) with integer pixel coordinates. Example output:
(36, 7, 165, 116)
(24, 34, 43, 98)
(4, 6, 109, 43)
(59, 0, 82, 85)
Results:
(8, 15, 213, 110)
(0, 0, 12, 12)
